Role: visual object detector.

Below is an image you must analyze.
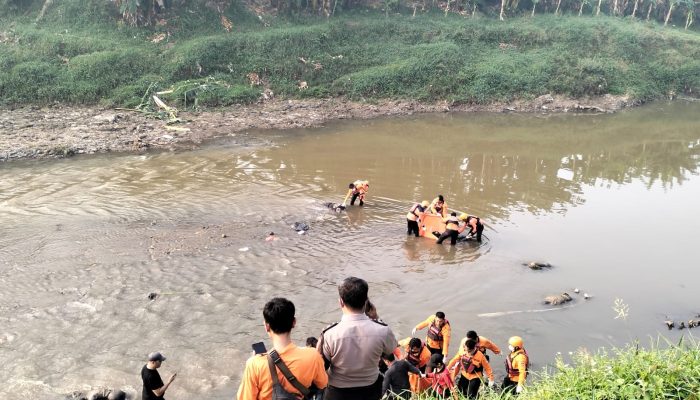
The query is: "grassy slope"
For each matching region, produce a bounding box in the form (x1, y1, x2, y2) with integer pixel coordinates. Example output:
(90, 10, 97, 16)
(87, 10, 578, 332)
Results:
(1, 1, 700, 109)
(417, 339, 700, 400)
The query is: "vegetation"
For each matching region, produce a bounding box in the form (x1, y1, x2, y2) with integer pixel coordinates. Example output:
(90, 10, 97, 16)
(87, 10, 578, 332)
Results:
(414, 338, 700, 399)
(0, 0, 699, 109)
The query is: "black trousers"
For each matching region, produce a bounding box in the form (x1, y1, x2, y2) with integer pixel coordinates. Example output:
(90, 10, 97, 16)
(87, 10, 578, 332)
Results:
(325, 375, 382, 400)
(457, 376, 481, 399)
(350, 192, 364, 206)
(473, 222, 484, 242)
(436, 229, 458, 245)
(502, 377, 518, 394)
(407, 219, 420, 237)
(427, 345, 443, 355)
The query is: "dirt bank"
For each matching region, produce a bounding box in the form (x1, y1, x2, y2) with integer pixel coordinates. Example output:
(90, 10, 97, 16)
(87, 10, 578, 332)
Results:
(0, 94, 635, 162)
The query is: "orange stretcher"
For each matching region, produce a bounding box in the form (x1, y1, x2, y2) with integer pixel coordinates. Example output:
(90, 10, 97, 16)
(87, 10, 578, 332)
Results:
(418, 214, 446, 240)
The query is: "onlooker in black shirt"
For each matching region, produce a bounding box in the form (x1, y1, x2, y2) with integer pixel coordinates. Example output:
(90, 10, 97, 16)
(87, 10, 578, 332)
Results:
(381, 353, 423, 400)
(142, 352, 176, 400)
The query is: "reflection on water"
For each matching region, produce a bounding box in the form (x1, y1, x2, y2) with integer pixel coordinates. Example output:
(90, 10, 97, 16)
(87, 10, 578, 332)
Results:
(0, 102, 699, 399)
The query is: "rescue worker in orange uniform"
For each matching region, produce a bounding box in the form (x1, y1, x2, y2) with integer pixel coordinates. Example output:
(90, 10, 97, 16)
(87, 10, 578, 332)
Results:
(406, 200, 430, 237)
(398, 337, 432, 393)
(429, 195, 448, 217)
(458, 330, 500, 362)
(503, 336, 529, 395)
(342, 180, 369, 207)
(458, 213, 484, 242)
(411, 312, 451, 357)
(447, 339, 494, 399)
(436, 212, 461, 245)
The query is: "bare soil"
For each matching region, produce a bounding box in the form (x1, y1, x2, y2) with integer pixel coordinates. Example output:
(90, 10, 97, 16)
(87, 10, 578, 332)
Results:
(0, 94, 636, 161)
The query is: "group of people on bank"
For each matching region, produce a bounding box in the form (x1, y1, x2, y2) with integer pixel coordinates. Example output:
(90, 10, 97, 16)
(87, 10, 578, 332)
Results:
(340, 180, 485, 245)
(236, 277, 528, 400)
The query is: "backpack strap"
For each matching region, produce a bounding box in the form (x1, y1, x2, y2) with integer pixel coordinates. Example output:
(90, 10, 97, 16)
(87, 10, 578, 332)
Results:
(268, 350, 310, 398)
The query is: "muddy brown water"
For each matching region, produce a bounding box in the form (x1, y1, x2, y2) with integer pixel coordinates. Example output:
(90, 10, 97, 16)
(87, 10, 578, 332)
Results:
(1, 102, 699, 399)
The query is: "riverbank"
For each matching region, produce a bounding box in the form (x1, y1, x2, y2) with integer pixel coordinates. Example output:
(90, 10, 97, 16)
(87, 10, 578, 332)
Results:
(0, 94, 636, 161)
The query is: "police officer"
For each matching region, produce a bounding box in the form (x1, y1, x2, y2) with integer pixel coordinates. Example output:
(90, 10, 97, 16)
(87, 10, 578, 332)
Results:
(321, 277, 398, 400)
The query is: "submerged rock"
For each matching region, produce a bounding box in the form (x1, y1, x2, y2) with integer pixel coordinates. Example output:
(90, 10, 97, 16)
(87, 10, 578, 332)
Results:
(544, 292, 572, 305)
(292, 222, 310, 232)
(524, 262, 553, 270)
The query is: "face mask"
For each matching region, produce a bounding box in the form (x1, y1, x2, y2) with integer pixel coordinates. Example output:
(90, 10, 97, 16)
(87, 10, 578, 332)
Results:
(509, 345, 515, 352)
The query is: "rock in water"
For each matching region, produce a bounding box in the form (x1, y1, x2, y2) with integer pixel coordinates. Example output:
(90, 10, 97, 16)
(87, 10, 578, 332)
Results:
(524, 262, 553, 270)
(544, 292, 572, 305)
(292, 222, 310, 232)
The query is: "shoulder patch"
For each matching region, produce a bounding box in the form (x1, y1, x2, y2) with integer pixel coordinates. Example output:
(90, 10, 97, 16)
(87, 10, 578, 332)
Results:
(322, 322, 339, 334)
(372, 319, 388, 326)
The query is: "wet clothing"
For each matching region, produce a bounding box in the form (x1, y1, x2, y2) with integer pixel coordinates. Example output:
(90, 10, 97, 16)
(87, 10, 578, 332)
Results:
(437, 216, 460, 245)
(425, 368, 455, 398)
(381, 360, 422, 399)
(237, 343, 328, 400)
(406, 204, 426, 237)
(141, 365, 164, 400)
(321, 313, 397, 393)
(457, 376, 482, 399)
(436, 229, 459, 245)
(449, 349, 493, 399)
(407, 219, 420, 237)
(429, 198, 447, 217)
(344, 180, 369, 206)
(414, 315, 451, 356)
(464, 216, 484, 242)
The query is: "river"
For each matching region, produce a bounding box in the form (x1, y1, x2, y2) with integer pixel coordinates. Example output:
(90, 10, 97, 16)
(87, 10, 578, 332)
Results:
(1, 102, 699, 399)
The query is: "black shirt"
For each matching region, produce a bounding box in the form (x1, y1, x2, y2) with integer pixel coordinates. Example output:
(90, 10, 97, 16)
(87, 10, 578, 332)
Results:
(381, 360, 421, 399)
(142, 364, 165, 400)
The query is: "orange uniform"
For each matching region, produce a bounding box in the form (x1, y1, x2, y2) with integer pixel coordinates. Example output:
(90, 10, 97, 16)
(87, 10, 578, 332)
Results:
(237, 343, 328, 400)
(414, 315, 451, 356)
(458, 336, 500, 357)
(398, 337, 432, 393)
(506, 349, 529, 387)
(447, 349, 494, 381)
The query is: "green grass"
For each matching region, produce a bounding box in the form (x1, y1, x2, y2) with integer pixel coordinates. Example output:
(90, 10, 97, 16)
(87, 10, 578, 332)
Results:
(1, 2, 700, 108)
(414, 337, 700, 400)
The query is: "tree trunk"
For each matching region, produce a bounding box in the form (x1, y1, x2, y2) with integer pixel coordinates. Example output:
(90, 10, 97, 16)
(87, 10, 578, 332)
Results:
(631, 0, 638, 17)
(579, 0, 584, 15)
(613, 0, 618, 15)
(445, 0, 451, 15)
(596, 0, 602, 15)
(500, 0, 506, 20)
(35, 0, 54, 23)
(664, 2, 674, 25)
(685, 9, 693, 29)
(646, 2, 653, 20)
(555, 0, 562, 14)
(532, 1, 537, 16)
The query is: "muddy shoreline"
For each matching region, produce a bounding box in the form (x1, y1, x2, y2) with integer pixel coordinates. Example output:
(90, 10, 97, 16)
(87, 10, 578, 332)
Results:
(0, 94, 636, 162)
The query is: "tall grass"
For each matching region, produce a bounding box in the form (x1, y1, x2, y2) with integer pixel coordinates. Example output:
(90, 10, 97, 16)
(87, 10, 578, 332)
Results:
(414, 337, 700, 400)
(1, 7, 699, 107)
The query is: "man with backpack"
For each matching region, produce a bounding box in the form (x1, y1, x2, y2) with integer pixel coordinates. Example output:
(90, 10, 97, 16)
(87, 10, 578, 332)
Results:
(237, 297, 328, 399)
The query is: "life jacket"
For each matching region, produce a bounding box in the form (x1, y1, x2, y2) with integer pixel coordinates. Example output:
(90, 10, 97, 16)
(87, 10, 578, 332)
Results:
(406, 345, 424, 367)
(426, 319, 448, 342)
(407, 204, 424, 220)
(505, 349, 529, 378)
(444, 217, 460, 230)
(460, 352, 483, 375)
